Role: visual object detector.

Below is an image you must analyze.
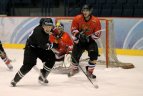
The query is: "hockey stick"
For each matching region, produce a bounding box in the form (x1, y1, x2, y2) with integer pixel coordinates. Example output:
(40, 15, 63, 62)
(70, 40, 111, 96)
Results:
(70, 54, 99, 89)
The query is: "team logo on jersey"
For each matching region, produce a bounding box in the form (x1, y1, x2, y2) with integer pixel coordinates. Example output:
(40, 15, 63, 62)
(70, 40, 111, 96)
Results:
(92, 20, 96, 23)
(81, 24, 90, 33)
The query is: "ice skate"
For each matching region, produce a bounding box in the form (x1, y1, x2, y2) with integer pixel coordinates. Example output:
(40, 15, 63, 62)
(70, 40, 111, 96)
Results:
(5, 59, 13, 70)
(87, 72, 96, 79)
(38, 69, 49, 85)
(6, 63, 13, 70)
(10, 80, 17, 87)
(86, 66, 96, 79)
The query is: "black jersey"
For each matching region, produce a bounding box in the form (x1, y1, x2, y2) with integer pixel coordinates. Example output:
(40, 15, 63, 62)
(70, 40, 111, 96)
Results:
(26, 25, 51, 50)
(0, 40, 5, 52)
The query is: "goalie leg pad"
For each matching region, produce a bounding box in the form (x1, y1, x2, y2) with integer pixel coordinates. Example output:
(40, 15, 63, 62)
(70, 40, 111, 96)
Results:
(68, 63, 79, 77)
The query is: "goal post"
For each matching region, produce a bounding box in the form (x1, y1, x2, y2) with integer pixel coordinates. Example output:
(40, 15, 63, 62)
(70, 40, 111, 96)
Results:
(55, 17, 134, 69)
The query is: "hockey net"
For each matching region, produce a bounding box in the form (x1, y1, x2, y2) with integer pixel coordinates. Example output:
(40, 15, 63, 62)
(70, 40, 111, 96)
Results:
(52, 17, 134, 74)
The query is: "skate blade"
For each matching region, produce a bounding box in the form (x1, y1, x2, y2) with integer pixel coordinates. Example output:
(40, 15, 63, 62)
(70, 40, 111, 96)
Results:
(67, 73, 74, 77)
(10, 82, 16, 87)
(38, 80, 48, 86)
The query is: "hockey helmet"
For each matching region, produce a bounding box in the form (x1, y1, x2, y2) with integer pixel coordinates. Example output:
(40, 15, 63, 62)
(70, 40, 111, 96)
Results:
(81, 4, 93, 12)
(56, 22, 64, 31)
(40, 18, 53, 26)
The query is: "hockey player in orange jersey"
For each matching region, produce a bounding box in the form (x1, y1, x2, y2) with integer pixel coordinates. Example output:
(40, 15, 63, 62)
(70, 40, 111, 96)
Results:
(68, 4, 101, 79)
(49, 22, 73, 62)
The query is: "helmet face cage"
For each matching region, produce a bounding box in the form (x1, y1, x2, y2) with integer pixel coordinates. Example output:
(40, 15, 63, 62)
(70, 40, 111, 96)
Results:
(56, 22, 64, 31)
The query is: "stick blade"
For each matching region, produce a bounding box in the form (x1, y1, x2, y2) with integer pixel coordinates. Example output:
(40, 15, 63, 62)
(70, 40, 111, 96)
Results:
(94, 84, 99, 89)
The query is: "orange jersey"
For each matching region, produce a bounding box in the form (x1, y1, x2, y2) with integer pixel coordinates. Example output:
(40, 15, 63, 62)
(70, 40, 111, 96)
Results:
(71, 14, 101, 39)
(49, 32, 73, 54)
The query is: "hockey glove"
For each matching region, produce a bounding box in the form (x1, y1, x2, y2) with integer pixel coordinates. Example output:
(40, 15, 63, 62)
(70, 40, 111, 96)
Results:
(46, 43, 58, 50)
(75, 32, 89, 43)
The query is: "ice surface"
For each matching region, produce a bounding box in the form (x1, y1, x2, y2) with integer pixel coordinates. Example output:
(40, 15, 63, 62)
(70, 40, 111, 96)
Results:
(0, 49, 143, 96)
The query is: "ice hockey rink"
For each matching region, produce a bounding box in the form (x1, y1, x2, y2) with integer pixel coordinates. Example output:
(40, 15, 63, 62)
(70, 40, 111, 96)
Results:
(0, 49, 143, 96)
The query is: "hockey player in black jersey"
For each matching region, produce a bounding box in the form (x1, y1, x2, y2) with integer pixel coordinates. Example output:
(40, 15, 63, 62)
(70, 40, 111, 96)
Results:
(11, 18, 58, 87)
(0, 41, 13, 70)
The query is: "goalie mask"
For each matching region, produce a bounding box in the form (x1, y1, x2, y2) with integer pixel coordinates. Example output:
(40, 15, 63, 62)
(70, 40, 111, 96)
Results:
(56, 22, 64, 31)
(55, 22, 64, 38)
